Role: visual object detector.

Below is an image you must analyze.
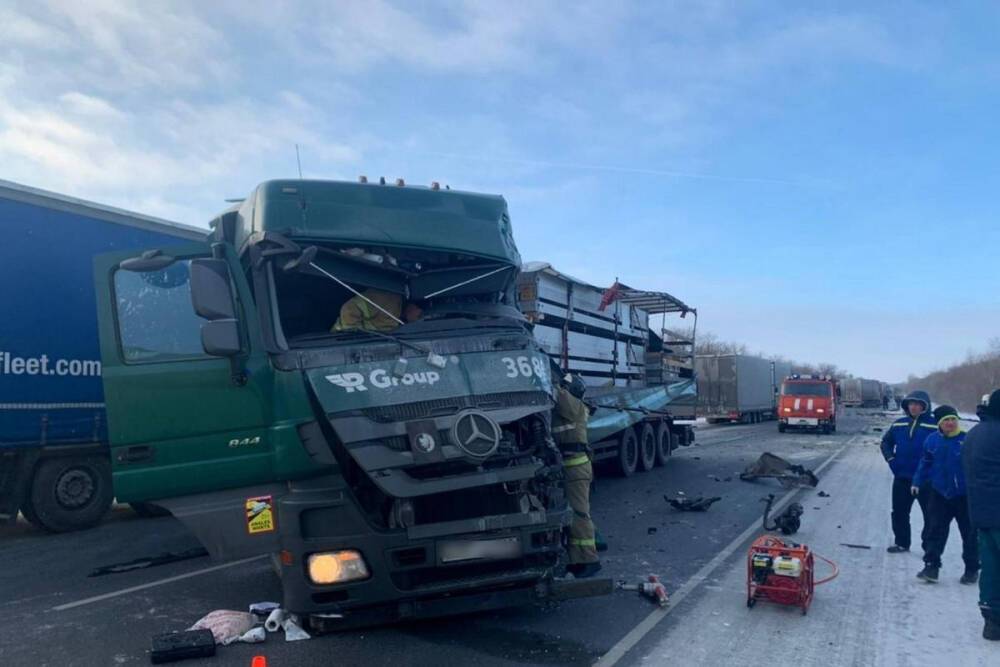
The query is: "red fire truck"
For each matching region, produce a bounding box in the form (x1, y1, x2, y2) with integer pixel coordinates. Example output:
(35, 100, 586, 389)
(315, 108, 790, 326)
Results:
(777, 375, 838, 434)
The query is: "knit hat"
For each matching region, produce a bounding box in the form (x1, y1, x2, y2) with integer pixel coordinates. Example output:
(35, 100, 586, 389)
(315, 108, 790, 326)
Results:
(933, 404, 959, 423)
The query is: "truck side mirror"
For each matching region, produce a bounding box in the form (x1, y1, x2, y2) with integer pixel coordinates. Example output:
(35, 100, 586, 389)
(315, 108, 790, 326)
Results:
(191, 258, 236, 321)
(201, 319, 241, 357)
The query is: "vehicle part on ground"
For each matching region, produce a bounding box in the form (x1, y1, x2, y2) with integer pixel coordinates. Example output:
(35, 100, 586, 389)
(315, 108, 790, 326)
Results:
(761, 493, 804, 535)
(616, 574, 669, 607)
(740, 452, 819, 488)
(665, 494, 721, 511)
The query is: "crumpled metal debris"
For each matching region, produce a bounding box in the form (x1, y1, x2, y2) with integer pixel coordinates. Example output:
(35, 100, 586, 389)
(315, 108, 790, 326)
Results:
(740, 452, 818, 488)
(664, 495, 721, 511)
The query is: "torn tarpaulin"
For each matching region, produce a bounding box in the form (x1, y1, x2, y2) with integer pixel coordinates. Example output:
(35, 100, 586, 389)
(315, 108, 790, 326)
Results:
(665, 495, 721, 512)
(739, 452, 818, 488)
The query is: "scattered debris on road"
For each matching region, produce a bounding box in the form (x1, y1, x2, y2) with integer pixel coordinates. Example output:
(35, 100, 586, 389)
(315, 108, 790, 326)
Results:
(740, 452, 818, 488)
(617, 575, 669, 607)
(839, 543, 872, 550)
(665, 495, 722, 511)
(88, 547, 208, 577)
(264, 608, 311, 641)
(817, 490, 831, 498)
(190, 610, 259, 646)
(150, 629, 216, 664)
(761, 494, 803, 535)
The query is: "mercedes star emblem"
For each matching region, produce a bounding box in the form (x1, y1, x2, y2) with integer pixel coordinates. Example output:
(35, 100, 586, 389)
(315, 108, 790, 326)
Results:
(451, 410, 502, 458)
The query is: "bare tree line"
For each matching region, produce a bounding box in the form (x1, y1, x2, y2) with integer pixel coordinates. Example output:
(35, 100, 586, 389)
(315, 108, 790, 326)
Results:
(904, 338, 1000, 412)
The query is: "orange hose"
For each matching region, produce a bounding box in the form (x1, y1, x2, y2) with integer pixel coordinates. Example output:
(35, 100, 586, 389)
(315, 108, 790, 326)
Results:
(813, 552, 840, 585)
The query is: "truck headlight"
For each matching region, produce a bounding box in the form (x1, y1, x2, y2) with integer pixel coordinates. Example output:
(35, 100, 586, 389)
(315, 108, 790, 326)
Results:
(783, 408, 792, 413)
(816, 408, 825, 413)
(307, 550, 370, 585)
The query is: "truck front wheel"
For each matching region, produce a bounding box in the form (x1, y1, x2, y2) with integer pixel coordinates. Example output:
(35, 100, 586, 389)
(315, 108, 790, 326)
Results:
(28, 455, 113, 532)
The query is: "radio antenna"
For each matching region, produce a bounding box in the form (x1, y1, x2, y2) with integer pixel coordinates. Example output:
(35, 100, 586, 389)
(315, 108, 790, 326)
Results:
(295, 144, 303, 179)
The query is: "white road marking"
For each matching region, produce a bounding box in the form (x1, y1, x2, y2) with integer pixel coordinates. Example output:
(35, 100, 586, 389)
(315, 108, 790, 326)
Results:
(595, 437, 856, 667)
(51, 555, 267, 612)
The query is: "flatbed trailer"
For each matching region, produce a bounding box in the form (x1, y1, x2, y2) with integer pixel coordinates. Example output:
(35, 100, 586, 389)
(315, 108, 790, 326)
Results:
(518, 264, 697, 476)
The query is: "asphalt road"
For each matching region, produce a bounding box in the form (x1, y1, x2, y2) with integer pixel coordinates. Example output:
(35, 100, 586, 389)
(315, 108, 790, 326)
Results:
(0, 410, 889, 667)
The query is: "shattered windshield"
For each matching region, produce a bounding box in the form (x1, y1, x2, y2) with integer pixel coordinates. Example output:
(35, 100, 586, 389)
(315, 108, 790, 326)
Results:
(269, 243, 522, 346)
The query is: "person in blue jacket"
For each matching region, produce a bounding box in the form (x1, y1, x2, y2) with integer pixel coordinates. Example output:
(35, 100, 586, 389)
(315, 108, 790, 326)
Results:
(913, 405, 979, 583)
(880, 389, 938, 553)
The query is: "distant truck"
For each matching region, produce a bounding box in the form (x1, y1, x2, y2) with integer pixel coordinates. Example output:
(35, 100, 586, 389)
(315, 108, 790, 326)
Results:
(0, 180, 205, 532)
(841, 378, 883, 408)
(695, 355, 792, 424)
(777, 375, 838, 433)
(517, 263, 696, 477)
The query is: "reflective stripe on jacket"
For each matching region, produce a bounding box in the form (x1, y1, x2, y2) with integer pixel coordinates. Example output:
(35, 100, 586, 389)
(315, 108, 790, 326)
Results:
(553, 387, 589, 447)
(880, 413, 938, 479)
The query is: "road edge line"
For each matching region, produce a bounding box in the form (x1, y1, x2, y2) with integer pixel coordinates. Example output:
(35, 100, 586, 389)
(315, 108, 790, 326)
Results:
(51, 555, 267, 612)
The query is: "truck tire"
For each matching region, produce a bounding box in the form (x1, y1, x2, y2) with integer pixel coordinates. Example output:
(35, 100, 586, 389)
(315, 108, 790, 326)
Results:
(613, 428, 639, 477)
(28, 455, 113, 532)
(638, 423, 657, 472)
(655, 422, 674, 466)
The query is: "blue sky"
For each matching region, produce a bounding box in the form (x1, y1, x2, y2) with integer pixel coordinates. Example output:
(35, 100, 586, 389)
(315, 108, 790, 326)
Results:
(2, 1, 998, 381)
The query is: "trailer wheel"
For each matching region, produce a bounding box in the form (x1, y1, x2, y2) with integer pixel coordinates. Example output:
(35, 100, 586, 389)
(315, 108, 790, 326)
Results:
(28, 455, 113, 532)
(638, 423, 657, 472)
(613, 428, 639, 477)
(655, 422, 674, 466)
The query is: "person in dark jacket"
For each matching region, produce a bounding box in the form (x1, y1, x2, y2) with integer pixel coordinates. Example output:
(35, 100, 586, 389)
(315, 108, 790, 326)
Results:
(880, 389, 938, 553)
(963, 388, 1000, 641)
(912, 405, 978, 583)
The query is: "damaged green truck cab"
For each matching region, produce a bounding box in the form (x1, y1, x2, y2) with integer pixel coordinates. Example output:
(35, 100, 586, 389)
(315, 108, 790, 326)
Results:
(93, 180, 586, 626)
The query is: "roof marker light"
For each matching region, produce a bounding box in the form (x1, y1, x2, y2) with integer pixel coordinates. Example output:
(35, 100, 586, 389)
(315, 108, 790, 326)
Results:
(431, 181, 440, 190)
(395, 178, 405, 187)
(379, 176, 386, 185)
(359, 175, 368, 183)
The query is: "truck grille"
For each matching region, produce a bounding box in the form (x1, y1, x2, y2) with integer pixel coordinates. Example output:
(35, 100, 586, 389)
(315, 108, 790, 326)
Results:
(360, 391, 549, 423)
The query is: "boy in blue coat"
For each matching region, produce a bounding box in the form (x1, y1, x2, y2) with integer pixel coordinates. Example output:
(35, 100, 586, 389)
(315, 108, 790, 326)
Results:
(880, 390, 938, 553)
(913, 405, 979, 583)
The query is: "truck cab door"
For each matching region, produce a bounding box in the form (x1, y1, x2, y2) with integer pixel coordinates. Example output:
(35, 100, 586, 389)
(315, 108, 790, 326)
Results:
(93, 242, 275, 503)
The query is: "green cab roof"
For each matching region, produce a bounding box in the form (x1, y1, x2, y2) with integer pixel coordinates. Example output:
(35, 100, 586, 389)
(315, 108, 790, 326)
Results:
(236, 179, 520, 265)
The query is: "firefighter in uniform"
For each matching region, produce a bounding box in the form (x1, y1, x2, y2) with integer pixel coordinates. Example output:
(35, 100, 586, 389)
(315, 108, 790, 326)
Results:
(551, 373, 602, 578)
(332, 288, 421, 332)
